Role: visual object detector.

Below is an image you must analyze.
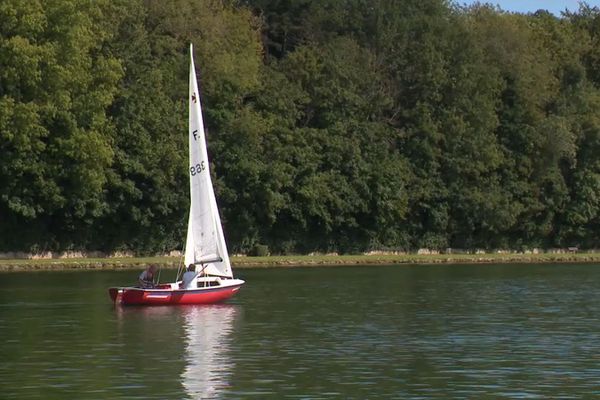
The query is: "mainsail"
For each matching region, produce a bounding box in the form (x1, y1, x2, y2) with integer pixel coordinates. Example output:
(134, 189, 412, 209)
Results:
(184, 44, 232, 278)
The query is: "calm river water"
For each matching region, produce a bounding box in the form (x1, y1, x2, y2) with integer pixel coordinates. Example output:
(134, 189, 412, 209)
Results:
(1, 264, 600, 399)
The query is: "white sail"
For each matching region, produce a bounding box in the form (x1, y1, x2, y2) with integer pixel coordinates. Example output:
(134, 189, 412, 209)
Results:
(184, 44, 233, 278)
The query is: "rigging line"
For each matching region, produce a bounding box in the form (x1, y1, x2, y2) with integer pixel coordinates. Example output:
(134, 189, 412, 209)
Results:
(176, 242, 186, 281)
(156, 245, 166, 284)
(176, 210, 190, 281)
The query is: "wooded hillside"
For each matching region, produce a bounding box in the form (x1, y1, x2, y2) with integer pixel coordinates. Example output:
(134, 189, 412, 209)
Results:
(3, 0, 600, 254)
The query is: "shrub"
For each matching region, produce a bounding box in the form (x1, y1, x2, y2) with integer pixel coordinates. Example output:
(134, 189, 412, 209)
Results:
(249, 244, 270, 257)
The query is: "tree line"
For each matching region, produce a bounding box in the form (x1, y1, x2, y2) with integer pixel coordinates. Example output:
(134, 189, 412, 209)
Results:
(2, 0, 600, 254)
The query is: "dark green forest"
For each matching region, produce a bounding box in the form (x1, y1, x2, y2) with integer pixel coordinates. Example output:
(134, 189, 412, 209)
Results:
(3, 0, 600, 254)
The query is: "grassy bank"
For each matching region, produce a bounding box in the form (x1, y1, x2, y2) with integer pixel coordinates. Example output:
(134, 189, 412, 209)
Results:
(1, 252, 600, 271)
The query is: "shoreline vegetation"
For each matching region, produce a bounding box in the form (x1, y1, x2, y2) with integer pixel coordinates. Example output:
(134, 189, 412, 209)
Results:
(7, 3, 600, 256)
(2, 252, 600, 272)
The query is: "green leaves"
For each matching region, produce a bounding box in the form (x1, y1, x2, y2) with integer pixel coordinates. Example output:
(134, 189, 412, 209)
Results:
(4, 0, 600, 253)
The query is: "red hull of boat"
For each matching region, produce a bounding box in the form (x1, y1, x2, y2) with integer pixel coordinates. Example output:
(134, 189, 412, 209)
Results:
(108, 284, 242, 305)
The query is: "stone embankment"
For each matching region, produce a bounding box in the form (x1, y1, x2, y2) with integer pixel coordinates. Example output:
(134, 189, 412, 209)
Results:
(1, 248, 599, 271)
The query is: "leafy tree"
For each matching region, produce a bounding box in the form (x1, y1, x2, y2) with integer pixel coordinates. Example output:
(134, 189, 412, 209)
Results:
(0, 0, 122, 250)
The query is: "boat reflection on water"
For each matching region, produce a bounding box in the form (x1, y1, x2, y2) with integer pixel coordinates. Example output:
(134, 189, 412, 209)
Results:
(181, 305, 239, 399)
(113, 304, 239, 399)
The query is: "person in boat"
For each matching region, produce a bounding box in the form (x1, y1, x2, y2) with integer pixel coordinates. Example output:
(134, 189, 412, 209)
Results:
(139, 265, 157, 288)
(182, 264, 198, 289)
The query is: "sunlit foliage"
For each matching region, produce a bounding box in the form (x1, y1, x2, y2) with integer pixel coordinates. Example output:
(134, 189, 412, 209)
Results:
(2, 0, 600, 253)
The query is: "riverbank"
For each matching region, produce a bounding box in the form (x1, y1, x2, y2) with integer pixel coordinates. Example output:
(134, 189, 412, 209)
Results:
(1, 252, 600, 271)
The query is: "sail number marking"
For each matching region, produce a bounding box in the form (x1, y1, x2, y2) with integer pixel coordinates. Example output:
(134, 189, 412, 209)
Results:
(190, 161, 206, 176)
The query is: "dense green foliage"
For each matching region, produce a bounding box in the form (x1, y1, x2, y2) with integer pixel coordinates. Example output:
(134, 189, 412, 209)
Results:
(3, 0, 600, 254)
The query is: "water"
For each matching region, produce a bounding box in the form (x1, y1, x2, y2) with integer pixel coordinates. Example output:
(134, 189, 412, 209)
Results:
(2, 264, 600, 399)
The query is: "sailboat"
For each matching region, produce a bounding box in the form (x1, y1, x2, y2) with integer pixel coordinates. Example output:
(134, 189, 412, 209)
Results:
(109, 44, 245, 305)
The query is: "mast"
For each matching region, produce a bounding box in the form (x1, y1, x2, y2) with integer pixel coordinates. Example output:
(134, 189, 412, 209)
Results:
(184, 44, 233, 278)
